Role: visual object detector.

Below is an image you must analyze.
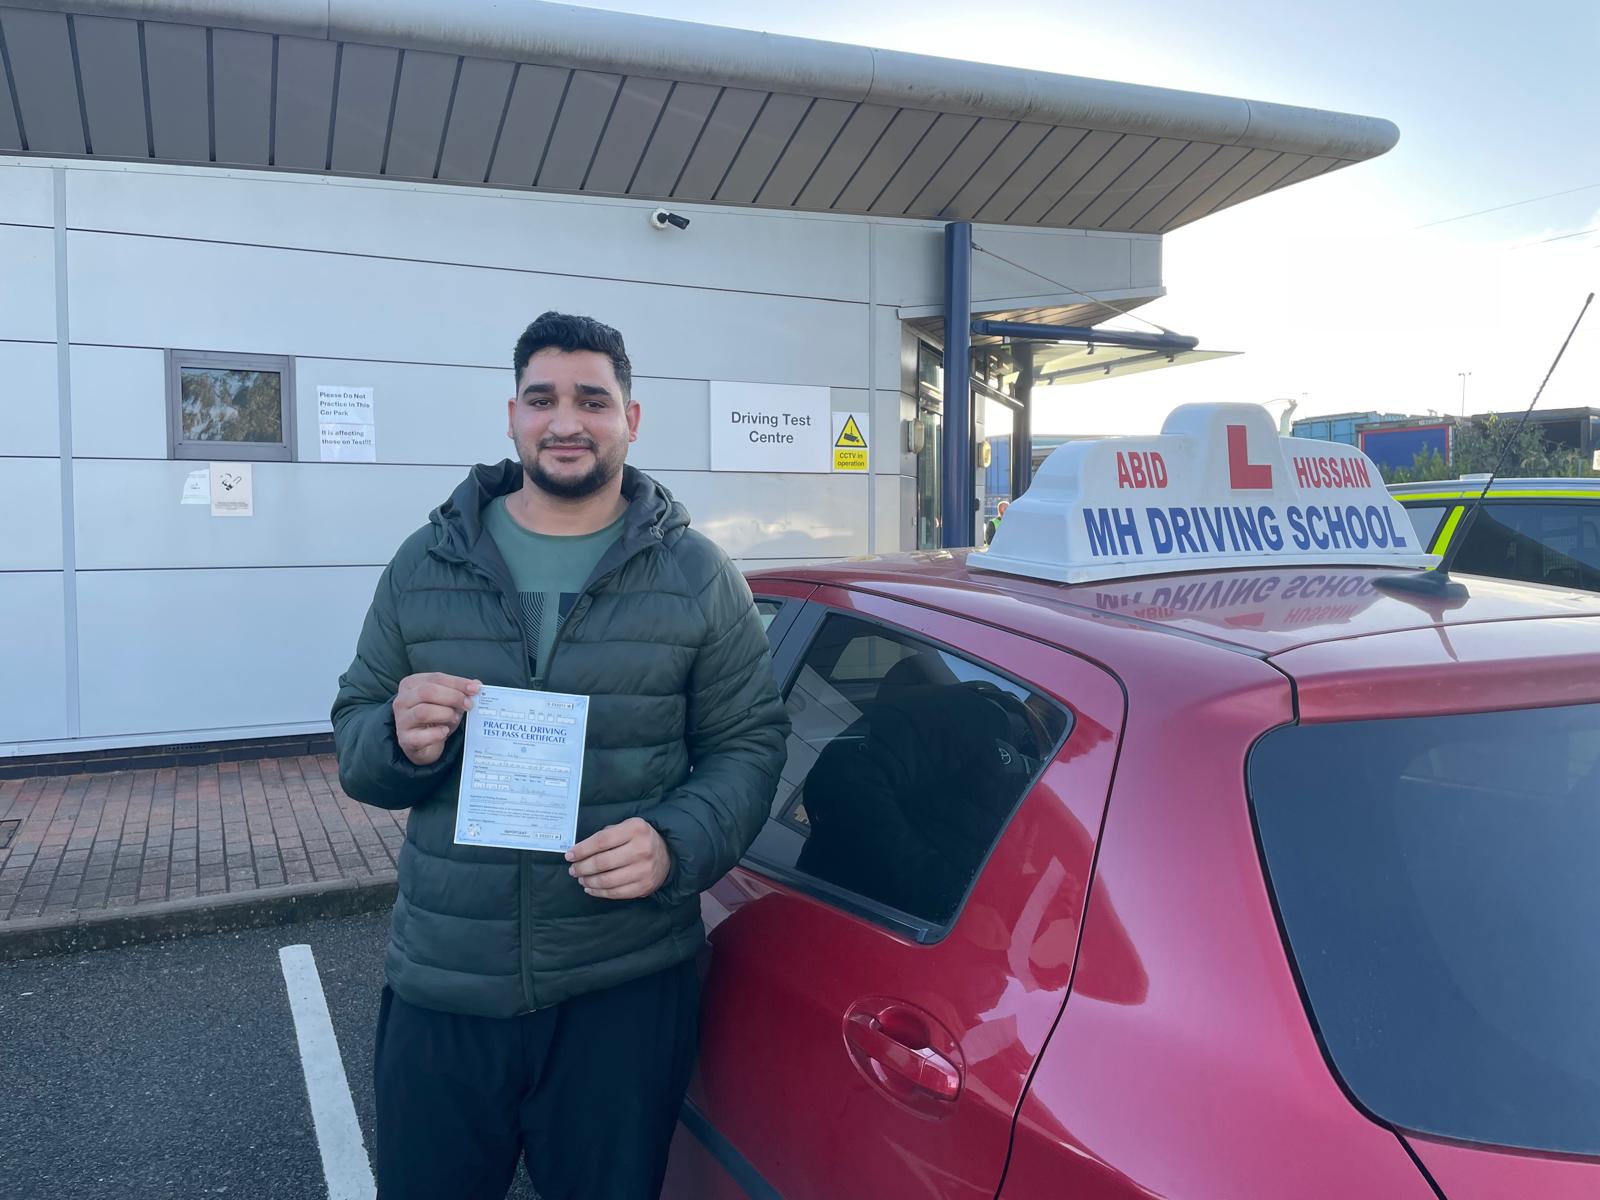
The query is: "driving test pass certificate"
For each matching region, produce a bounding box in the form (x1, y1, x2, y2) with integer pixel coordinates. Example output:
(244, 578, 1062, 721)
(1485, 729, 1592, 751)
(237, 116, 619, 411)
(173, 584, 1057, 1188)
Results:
(454, 684, 589, 853)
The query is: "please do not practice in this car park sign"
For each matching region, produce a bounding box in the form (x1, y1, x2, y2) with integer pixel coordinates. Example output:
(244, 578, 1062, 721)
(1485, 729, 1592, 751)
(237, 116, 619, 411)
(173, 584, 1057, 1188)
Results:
(978, 402, 1438, 584)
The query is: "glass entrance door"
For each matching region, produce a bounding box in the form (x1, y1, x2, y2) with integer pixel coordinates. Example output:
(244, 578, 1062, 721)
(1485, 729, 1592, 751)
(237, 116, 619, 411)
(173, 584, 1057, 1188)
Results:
(913, 338, 1032, 550)
(915, 343, 944, 551)
(979, 392, 1015, 545)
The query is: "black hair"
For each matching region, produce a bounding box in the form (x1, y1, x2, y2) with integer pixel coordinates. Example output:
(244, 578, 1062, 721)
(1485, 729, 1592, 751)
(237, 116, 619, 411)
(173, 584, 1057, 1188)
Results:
(512, 312, 633, 398)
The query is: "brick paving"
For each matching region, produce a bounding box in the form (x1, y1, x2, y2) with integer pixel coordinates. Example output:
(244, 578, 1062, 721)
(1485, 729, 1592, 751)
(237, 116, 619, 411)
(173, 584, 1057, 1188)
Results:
(0, 755, 405, 925)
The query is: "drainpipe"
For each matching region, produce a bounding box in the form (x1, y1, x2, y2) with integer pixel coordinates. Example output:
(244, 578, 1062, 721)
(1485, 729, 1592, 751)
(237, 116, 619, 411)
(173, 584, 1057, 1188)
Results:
(942, 221, 973, 548)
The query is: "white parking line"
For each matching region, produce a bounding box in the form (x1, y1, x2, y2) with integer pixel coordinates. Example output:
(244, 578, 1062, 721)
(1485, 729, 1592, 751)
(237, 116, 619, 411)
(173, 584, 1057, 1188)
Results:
(278, 944, 378, 1200)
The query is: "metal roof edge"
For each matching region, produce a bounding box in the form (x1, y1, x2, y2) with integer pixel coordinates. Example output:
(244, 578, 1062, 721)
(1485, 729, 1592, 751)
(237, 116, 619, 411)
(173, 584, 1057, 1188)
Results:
(25, 0, 1400, 162)
(896, 284, 1165, 320)
(38, 0, 332, 39)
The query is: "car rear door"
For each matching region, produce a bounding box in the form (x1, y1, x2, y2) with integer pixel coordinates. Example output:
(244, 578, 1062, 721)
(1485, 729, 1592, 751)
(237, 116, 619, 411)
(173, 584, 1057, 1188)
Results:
(664, 583, 1125, 1199)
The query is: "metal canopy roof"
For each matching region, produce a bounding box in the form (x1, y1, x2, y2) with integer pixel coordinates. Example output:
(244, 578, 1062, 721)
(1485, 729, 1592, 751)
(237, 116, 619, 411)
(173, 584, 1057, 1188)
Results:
(0, 1, 1398, 231)
(1032, 343, 1238, 385)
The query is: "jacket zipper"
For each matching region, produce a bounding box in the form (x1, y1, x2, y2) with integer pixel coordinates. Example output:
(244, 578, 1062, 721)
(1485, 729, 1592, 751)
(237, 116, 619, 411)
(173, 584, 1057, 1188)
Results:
(443, 550, 543, 1013)
(538, 529, 659, 682)
(435, 522, 664, 1015)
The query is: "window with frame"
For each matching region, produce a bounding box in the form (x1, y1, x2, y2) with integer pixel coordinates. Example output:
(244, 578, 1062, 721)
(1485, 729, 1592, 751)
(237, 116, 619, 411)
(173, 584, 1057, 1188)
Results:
(1399, 502, 1453, 551)
(754, 600, 784, 632)
(1250, 702, 1600, 1155)
(166, 351, 295, 461)
(1454, 501, 1600, 590)
(746, 612, 1071, 931)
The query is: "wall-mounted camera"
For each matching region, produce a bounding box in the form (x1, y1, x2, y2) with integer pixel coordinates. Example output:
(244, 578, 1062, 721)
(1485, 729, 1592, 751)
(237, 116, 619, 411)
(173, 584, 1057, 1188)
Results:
(650, 208, 691, 231)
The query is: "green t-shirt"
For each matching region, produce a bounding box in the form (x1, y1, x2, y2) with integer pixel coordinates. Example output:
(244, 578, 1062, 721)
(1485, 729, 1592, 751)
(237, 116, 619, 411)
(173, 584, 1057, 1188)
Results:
(483, 496, 623, 686)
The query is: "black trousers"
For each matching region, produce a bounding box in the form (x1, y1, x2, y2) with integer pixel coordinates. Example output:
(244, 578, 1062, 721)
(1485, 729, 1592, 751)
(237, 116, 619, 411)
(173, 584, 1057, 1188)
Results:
(373, 960, 699, 1200)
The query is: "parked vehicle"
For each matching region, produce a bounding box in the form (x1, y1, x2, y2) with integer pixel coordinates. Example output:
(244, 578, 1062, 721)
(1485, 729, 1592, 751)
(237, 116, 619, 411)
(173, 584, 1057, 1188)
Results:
(663, 405, 1600, 1200)
(1390, 477, 1600, 591)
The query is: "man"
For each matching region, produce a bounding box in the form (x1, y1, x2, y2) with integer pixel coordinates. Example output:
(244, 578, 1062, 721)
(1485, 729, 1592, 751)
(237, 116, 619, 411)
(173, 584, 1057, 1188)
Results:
(331, 311, 789, 1200)
(984, 497, 1010, 546)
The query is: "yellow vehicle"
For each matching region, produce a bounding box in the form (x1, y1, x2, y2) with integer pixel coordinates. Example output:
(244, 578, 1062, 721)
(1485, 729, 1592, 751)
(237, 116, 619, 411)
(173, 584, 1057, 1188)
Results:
(1389, 477, 1600, 591)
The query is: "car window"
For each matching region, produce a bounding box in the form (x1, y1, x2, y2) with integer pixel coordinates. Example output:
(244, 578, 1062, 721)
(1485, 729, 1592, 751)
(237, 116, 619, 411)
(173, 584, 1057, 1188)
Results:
(1398, 502, 1452, 551)
(751, 596, 803, 653)
(754, 599, 784, 631)
(1249, 703, 1600, 1156)
(1452, 501, 1600, 589)
(743, 612, 1071, 931)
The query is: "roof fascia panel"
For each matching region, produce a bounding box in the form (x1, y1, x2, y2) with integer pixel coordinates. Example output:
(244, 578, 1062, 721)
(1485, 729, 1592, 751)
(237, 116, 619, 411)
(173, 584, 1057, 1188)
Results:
(35, 0, 329, 39)
(24, 0, 1399, 161)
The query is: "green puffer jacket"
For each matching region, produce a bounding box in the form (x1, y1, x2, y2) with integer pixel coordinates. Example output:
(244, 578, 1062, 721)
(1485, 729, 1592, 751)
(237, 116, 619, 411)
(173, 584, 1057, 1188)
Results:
(331, 461, 789, 1018)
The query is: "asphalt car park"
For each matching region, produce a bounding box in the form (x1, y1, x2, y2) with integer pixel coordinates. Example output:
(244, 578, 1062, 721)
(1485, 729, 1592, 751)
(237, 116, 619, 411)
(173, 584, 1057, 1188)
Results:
(0, 911, 538, 1200)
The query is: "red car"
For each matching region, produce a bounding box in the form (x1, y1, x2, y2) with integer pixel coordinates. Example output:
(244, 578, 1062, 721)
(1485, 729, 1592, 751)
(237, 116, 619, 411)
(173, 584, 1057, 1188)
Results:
(661, 405, 1600, 1199)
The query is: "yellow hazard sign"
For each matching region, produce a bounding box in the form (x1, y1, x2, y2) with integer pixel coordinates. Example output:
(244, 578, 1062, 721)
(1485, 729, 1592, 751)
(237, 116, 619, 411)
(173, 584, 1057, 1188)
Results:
(832, 412, 869, 472)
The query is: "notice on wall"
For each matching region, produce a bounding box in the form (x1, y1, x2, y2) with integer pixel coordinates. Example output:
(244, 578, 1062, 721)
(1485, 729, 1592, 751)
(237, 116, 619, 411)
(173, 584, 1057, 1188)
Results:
(709, 382, 831, 473)
(210, 462, 253, 517)
(832, 412, 869, 472)
(317, 385, 376, 462)
(180, 469, 209, 505)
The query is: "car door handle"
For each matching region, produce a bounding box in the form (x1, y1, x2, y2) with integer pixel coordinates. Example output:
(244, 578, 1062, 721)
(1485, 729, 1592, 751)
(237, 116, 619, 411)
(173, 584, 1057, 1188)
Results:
(843, 1007, 962, 1101)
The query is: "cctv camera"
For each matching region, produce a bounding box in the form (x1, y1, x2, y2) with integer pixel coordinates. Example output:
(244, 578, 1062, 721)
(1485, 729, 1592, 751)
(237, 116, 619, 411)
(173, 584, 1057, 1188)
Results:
(650, 208, 691, 231)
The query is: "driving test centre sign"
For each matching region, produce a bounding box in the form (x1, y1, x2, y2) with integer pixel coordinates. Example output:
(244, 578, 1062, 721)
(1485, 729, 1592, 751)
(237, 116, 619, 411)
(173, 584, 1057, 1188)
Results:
(710, 382, 830, 472)
(977, 402, 1437, 584)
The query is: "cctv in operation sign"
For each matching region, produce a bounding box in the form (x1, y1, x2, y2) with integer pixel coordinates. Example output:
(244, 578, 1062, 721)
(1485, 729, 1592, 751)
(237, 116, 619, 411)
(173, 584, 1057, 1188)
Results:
(709, 382, 831, 472)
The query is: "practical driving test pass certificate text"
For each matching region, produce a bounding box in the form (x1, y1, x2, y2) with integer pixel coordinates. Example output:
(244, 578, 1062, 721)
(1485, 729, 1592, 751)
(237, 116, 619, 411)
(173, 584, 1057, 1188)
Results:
(454, 685, 589, 853)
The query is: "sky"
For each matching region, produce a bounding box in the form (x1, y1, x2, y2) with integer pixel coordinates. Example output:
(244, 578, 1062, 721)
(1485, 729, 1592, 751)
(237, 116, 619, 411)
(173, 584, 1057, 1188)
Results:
(565, 0, 1599, 435)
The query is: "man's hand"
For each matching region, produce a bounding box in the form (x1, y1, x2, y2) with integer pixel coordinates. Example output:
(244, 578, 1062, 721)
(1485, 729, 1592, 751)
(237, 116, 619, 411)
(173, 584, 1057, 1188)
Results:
(566, 818, 672, 900)
(392, 672, 481, 766)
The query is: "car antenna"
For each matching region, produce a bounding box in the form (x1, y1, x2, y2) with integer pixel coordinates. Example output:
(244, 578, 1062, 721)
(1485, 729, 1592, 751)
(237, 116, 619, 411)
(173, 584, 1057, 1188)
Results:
(1375, 291, 1593, 599)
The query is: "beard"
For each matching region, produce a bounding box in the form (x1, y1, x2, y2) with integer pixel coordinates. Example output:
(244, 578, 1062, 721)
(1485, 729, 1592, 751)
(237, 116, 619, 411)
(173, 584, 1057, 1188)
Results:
(517, 434, 625, 500)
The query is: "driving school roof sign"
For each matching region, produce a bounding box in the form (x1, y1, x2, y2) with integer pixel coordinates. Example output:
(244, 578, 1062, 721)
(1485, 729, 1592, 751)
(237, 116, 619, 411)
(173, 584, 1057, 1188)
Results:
(975, 403, 1438, 584)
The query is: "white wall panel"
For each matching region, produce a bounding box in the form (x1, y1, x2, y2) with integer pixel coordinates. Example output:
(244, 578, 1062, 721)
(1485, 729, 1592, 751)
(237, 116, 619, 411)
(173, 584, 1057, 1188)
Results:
(70, 345, 167, 458)
(1131, 237, 1162, 289)
(75, 566, 380, 738)
(873, 222, 947, 306)
(0, 340, 60, 456)
(0, 225, 55, 342)
(982, 227, 1137, 293)
(0, 572, 68, 743)
(64, 167, 872, 302)
(628, 378, 709, 473)
(872, 305, 905, 399)
(655, 470, 868, 561)
(72, 464, 876, 569)
(72, 460, 464, 570)
(293, 360, 714, 472)
(874, 221, 1146, 309)
(0, 162, 54, 226)
(66, 231, 868, 388)
(70, 459, 865, 570)
(73, 456, 868, 569)
(0, 458, 63, 568)
(870, 387, 905, 477)
(294, 358, 508, 466)
(884, 473, 915, 554)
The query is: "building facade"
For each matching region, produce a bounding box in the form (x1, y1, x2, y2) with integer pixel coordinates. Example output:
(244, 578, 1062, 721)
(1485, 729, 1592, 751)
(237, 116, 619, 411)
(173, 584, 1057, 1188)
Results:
(0, 0, 1398, 757)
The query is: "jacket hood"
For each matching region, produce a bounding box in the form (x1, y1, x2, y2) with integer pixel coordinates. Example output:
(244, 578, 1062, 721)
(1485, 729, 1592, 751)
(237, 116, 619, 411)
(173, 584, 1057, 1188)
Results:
(429, 461, 689, 558)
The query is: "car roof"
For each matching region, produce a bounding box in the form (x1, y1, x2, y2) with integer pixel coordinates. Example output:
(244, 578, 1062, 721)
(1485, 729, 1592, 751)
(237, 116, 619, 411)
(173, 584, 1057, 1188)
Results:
(750, 550, 1600, 659)
(1389, 477, 1600, 497)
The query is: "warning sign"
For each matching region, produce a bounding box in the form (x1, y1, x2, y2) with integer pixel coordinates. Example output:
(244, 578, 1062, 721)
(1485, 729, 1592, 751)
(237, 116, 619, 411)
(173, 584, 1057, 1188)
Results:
(832, 412, 869, 472)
